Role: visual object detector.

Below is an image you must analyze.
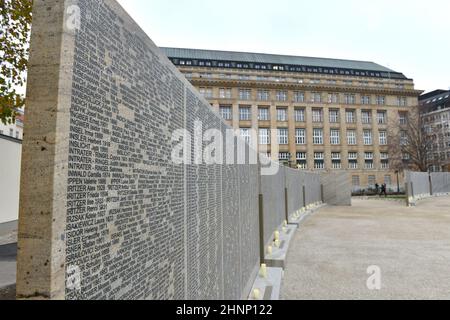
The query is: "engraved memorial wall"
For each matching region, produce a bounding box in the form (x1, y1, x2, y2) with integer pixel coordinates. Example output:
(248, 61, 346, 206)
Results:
(18, 0, 261, 300)
(18, 0, 326, 300)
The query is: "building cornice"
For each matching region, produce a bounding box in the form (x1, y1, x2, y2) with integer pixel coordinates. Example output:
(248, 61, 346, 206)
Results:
(189, 78, 423, 97)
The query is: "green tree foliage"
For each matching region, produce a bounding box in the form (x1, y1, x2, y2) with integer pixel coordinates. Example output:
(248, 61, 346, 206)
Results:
(0, 0, 33, 125)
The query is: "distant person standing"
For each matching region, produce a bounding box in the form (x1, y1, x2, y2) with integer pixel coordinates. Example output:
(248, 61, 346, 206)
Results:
(375, 183, 380, 195)
(380, 184, 387, 197)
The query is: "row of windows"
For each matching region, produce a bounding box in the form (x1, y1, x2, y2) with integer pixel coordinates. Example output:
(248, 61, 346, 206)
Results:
(220, 105, 406, 125)
(173, 58, 406, 80)
(245, 128, 389, 146)
(0, 129, 20, 139)
(352, 175, 394, 188)
(272, 152, 390, 170)
(200, 87, 409, 106)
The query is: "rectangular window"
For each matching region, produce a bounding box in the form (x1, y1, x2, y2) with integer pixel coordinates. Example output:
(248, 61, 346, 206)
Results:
(384, 175, 392, 186)
(295, 108, 305, 122)
(361, 95, 371, 105)
(347, 130, 357, 145)
(277, 108, 287, 122)
(346, 110, 356, 123)
(199, 87, 213, 98)
(314, 152, 325, 170)
(9, 128, 14, 137)
(331, 152, 341, 169)
(399, 112, 408, 125)
(296, 129, 306, 145)
(276, 91, 288, 102)
(377, 111, 387, 124)
(239, 107, 251, 121)
(397, 97, 407, 106)
(330, 129, 340, 145)
(328, 93, 339, 104)
(259, 128, 270, 145)
(348, 152, 358, 169)
(376, 96, 386, 105)
(329, 109, 339, 123)
(379, 131, 387, 145)
(279, 152, 290, 163)
(294, 91, 305, 103)
(258, 107, 269, 121)
(296, 152, 307, 169)
(352, 175, 360, 187)
(313, 128, 324, 145)
(311, 92, 322, 103)
(368, 175, 376, 187)
(365, 152, 374, 169)
(239, 89, 252, 100)
(344, 94, 356, 105)
(381, 153, 390, 169)
(312, 109, 323, 122)
(278, 128, 288, 145)
(219, 106, 232, 120)
(240, 128, 251, 144)
(219, 88, 232, 99)
(257, 90, 270, 101)
(363, 130, 373, 145)
(362, 110, 372, 124)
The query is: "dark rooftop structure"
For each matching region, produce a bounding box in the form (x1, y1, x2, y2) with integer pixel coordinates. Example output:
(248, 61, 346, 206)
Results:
(161, 47, 409, 80)
(419, 89, 450, 114)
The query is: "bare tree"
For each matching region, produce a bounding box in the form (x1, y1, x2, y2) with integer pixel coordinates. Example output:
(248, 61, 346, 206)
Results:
(388, 105, 441, 172)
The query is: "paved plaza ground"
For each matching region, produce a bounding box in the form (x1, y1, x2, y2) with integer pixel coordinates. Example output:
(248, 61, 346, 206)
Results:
(282, 197, 450, 300)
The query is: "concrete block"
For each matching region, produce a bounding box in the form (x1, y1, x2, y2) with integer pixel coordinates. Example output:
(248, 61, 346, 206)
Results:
(248, 267, 283, 301)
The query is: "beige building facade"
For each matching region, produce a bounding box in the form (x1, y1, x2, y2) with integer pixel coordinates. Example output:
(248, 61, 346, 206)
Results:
(162, 48, 422, 191)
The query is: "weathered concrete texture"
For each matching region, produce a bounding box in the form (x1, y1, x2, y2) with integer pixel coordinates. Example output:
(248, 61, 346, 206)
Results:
(321, 172, 351, 206)
(20, 0, 327, 301)
(249, 267, 283, 301)
(261, 166, 286, 246)
(430, 173, 450, 195)
(282, 198, 450, 300)
(285, 168, 304, 219)
(264, 225, 297, 269)
(304, 172, 322, 206)
(19, 0, 261, 300)
(405, 171, 431, 203)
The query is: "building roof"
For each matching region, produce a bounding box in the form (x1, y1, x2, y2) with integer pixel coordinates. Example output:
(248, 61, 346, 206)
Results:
(419, 89, 449, 101)
(161, 47, 400, 74)
(419, 89, 450, 114)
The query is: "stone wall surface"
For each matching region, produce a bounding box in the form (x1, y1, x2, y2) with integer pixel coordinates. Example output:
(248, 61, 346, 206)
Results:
(285, 168, 304, 218)
(430, 173, 450, 195)
(321, 172, 352, 206)
(261, 165, 286, 246)
(405, 171, 430, 199)
(304, 172, 322, 206)
(17, 0, 330, 300)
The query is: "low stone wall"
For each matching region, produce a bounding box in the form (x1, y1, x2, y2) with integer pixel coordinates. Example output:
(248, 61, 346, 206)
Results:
(405, 171, 450, 206)
(321, 172, 352, 206)
(430, 173, 450, 196)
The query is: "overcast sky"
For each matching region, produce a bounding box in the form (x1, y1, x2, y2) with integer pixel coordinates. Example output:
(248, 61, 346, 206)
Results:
(117, 0, 449, 93)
